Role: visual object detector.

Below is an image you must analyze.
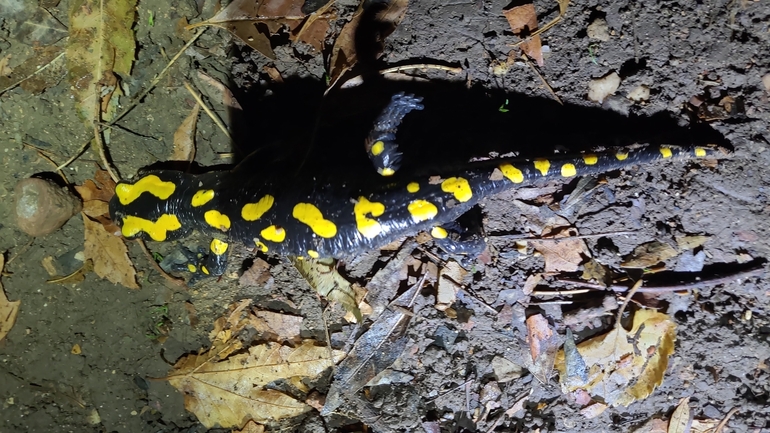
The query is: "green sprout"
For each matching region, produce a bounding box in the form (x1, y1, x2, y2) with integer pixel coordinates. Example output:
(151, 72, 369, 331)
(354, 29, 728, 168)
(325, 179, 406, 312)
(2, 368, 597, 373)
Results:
(148, 11, 154, 27)
(498, 99, 509, 113)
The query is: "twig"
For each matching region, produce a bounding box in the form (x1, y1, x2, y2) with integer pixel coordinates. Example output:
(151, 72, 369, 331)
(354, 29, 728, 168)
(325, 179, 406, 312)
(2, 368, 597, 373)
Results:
(616, 279, 643, 324)
(714, 407, 739, 433)
(522, 53, 562, 105)
(507, 0, 568, 48)
(92, 118, 119, 183)
(557, 263, 765, 293)
(6, 239, 35, 266)
(0, 50, 66, 96)
(531, 288, 592, 296)
(490, 230, 638, 242)
(183, 81, 233, 142)
(294, 0, 336, 42)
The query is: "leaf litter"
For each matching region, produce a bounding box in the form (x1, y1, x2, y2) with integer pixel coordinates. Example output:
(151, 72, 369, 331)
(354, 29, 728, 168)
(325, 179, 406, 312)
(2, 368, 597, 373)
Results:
(0, 254, 20, 342)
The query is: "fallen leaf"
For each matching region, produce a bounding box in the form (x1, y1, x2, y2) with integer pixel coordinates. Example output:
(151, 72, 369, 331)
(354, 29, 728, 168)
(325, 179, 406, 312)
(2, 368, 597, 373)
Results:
(0, 254, 20, 342)
(71, 343, 82, 354)
(491, 356, 524, 383)
(83, 215, 139, 289)
(588, 71, 621, 103)
(0, 54, 12, 76)
(631, 418, 668, 433)
(503, 4, 543, 66)
(668, 397, 691, 433)
(246, 310, 303, 343)
(291, 257, 361, 323)
(234, 420, 265, 433)
(197, 71, 242, 110)
(526, 313, 559, 383)
(75, 170, 117, 203)
(47, 259, 93, 285)
(15, 6, 68, 46)
(67, 0, 137, 122)
(530, 225, 589, 272)
(554, 309, 676, 407)
(170, 104, 200, 162)
(0, 45, 65, 95)
(239, 257, 272, 286)
(582, 258, 610, 286)
(580, 402, 608, 419)
(621, 241, 679, 269)
(675, 235, 709, 251)
(166, 339, 344, 428)
(436, 260, 466, 311)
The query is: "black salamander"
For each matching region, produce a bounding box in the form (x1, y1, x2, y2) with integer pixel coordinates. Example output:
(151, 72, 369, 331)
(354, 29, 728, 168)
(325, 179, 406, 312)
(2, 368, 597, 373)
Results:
(109, 94, 727, 279)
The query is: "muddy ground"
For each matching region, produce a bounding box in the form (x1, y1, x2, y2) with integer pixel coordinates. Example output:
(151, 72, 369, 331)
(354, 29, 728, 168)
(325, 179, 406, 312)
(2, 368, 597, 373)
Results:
(1, 0, 769, 432)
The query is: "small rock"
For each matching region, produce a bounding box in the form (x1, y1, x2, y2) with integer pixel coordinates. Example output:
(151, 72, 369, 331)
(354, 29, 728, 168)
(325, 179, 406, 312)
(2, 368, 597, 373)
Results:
(762, 73, 770, 92)
(15, 177, 82, 237)
(587, 18, 610, 41)
(627, 84, 651, 102)
(588, 71, 621, 103)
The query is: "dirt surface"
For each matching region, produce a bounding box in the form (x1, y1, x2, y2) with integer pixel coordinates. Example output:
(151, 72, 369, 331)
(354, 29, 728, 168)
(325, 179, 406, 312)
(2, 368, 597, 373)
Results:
(1, 0, 769, 432)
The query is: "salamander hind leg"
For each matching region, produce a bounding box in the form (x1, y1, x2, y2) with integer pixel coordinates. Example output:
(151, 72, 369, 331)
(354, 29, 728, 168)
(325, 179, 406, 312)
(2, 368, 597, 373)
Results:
(430, 213, 487, 266)
(365, 93, 424, 176)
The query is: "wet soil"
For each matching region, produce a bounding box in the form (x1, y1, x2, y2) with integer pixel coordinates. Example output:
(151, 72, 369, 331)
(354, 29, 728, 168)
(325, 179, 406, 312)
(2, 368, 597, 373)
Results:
(0, 0, 769, 432)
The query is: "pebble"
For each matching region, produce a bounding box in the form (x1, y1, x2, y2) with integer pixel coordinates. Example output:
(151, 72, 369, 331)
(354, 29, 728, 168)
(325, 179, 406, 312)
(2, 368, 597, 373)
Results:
(15, 177, 82, 237)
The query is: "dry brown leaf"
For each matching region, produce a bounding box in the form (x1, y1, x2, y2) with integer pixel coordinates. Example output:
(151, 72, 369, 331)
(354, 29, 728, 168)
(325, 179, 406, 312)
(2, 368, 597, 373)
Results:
(582, 258, 610, 287)
(491, 356, 524, 383)
(503, 4, 543, 66)
(554, 309, 676, 407)
(621, 241, 679, 269)
(0, 45, 65, 95)
(530, 226, 589, 272)
(263, 65, 284, 83)
(47, 259, 94, 285)
(676, 235, 710, 251)
(234, 420, 265, 433)
(522, 273, 542, 295)
(0, 54, 13, 76)
(83, 215, 139, 289)
(291, 257, 361, 322)
(436, 260, 466, 311)
(247, 310, 303, 343)
(82, 200, 110, 218)
(668, 397, 691, 433)
(166, 340, 344, 428)
(525, 313, 559, 383)
(197, 71, 242, 110)
(632, 418, 669, 433)
(170, 104, 200, 162)
(0, 254, 20, 342)
(239, 257, 272, 286)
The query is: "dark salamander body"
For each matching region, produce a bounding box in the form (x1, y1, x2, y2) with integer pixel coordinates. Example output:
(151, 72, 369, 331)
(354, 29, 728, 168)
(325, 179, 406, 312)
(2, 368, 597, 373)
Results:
(108, 95, 727, 278)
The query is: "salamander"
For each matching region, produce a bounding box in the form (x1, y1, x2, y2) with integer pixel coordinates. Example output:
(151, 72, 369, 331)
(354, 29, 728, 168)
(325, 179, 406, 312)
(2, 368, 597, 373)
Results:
(108, 94, 728, 279)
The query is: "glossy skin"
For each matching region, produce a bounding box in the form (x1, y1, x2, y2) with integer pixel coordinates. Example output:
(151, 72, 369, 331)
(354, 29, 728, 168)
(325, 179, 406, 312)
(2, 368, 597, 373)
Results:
(109, 144, 725, 267)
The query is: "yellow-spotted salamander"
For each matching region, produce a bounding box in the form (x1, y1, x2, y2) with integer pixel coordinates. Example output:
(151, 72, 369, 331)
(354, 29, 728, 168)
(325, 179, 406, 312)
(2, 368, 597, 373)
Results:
(109, 94, 728, 279)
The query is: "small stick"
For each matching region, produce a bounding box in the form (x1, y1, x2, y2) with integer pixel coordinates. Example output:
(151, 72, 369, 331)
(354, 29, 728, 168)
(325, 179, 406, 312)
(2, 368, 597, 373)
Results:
(183, 81, 233, 142)
(0, 50, 66, 96)
(522, 54, 562, 105)
(714, 407, 739, 433)
(490, 230, 638, 241)
(616, 279, 643, 324)
(531, 288, 592, 296)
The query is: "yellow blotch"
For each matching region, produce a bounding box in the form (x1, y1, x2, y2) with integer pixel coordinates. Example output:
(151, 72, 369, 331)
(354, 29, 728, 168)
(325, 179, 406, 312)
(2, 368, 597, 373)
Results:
(379, 167, 395, 176)
(354, 197, 385, 239)
(583, 154, 598, 165)
(187, 264, 197, 273)
(695, 147, 707, 157)
(500, 164, 524, 183)
(115, 175, 176, 205)
(204, 210, 231, 231)
(615, 151, 628, 161)
(659, 147, 673, 158)
(431, 226, 448, 239)
(561, 163, 577, 177)
(407, 182, 420, 193)
(255, 241, 268, 253)
(407, 199, 438, 222)
(121, 214, 181, 241)
(307, 250, 320, 259)
(191, 190, 214, 207)
(371, 140, 385, 156)
(261, 225, 286, 243)
(201, 266, 210, 275)
(241, 195, 275, 221)
(210, 239, 228, 255)
(441, 177, 473, 202)
(534, 159, 550, 176)
(292, 203, 338, 238)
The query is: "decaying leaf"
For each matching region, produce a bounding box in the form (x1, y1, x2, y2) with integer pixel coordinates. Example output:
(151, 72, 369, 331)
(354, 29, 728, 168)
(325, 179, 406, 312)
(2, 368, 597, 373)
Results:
(15, 6, 68, 46)
(554, 309, 677, 407)
(582, 258, 611, 286)
(321, 275, 423, 416)
(0, 254, 20, 342)
(436, 260, 466, 311)
(667, 397, 691, 433)
(503, 4, 543, 66)
(67, 0, 137, 122)
(235, 420, 265, 433)
(47, 259, 94, 285)
(0, 45, 65, 95)
(621, 241, 678, 269)
(491, 356, 524, 383)
(166, 339, 344, 428)
(291, 257, 362, 323)
(170, 104, 200, 162)
(530, 225, 589, 272)
(675, 235, 710, 251)
(246, 310, 304, 344)
(525, 313, 559, 383)
(83, 214, 139, 289)
(328, 0, 410, 87)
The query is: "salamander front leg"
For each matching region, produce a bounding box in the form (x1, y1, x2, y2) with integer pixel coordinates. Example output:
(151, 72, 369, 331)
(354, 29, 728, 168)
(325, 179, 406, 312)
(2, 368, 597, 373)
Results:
(365, 93, 424, 176)
(163, 239, 230, 284)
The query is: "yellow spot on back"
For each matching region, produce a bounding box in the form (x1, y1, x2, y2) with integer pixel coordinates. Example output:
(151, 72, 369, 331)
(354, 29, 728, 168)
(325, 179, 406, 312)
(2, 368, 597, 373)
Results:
(204, 210, 231, 231)
(210, 239, 229, 255)
(407, 200, 438, 222)
(695, 147, 707, 157)
(261, 225, 286, 242)
(441, 177, 473, 202)
(534, 159, 550, 176)
(616, 151, 628, 161)
(187, 264, 197, 273)
(255, 241, 268, 253)
(292, 203, 337, 238)
(407, 182, 420, 193)
(561, 163, 577, 177)
(191, 190, 214, 207)
(659, 146, 673, 158)
(201, 266, 210, 275)
(307, 250, 320, 259)
(115, 175, 176, 205)
(583, 154, 598, 165)
(354, 197, 385, 239)
(379, 167, 395, 176)
(431, 226, 448, 239)
(121, 214, 181, 241)
(241, 195, 275, 221)
(499, 164, 524, 183)
(371, 140, 385, 156)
